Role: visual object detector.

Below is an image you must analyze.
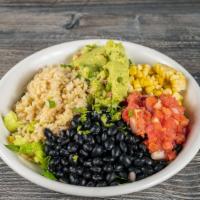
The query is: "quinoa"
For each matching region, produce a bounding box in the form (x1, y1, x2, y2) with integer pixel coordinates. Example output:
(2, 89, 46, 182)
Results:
(14, 64, 88, 142)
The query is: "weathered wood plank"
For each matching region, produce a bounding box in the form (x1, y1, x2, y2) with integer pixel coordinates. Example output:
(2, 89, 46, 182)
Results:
(0, 0, 199, 199)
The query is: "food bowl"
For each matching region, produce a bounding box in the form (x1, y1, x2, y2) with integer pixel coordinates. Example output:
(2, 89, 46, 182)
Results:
(0, 39, 200, 197)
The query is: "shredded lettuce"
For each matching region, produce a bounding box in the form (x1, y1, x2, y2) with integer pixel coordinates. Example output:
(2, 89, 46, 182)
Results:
(47, 99, 56, 108)
(5, 141, 46, 167)
(41, 170, 56, 180)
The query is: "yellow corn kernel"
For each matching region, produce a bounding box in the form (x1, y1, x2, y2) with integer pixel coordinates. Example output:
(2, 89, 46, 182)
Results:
(7, 135, 14, 143)
(136, 70, 143, 78)
(133, 79, 141, 89)
(145, 86, 154, 94)
(163, 88, 172, 95)
(129, 65, 137, 76)
(137, 64, 143, 71)
(173, 92, 183, 103)
(153, 89, 163, 96)
(143, 64, 151, 76)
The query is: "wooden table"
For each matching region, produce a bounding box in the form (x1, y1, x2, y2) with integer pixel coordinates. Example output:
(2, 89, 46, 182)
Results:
(0, 0, 199, 199)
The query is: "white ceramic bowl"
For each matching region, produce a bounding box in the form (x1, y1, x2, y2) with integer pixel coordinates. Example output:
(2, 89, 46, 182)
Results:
(0, 40, 200, 197)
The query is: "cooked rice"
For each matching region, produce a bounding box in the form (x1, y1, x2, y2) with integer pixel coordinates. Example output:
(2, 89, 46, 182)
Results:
(14, 64, 88, 142)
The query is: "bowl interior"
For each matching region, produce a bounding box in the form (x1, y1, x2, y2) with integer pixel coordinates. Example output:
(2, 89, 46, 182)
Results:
(0, 39, 200, 197)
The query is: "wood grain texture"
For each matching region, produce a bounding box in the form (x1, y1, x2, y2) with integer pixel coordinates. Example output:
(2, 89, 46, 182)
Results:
(0, 0, 199, 199)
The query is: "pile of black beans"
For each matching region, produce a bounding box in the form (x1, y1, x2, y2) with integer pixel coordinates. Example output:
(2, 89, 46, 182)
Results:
(44, 108, 167, 187)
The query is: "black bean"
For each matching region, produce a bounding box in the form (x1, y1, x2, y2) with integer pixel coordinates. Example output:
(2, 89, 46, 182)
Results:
(91, 166, 102, 173)
(84, 120, 92, 129)
(55, 170, 64, 178)
(63, 166, 69, 173)
(76, 167, 83, 175)
(110, 181, 119, 186)
(49, 150, 59, 157)
(45, 140, 53, 147)
(103, 164, 113, 172)
(101, 133, 108, 142)
(134, 158, 145, 167)
(79, 149, 89, 157)
(92, 145, 104, 157)
(135, 151, 143, 158)
(128, 167, 141, 175)
(137, 173, 146, 180)
(83, 171, 92, 179)
(59, 130, 67, 138)
(61, 158, 68, 166)
(122, 156, 132, 167)
(154, 164, 165, 172)
(83, 160, 92, 168)
(116, 132, 125, 142)
(95, 135, 101, 143)
(106, 173, 116, 183)
(103, 157, 115, 163)
(68, 154, 78, 165)
(116, 120, 125, 127)
(96, 181, 107, 187)
(139, 143, 147, 152)
(44, 128, 53, 139)
(107, 126, 118, 136)
(175, 144, 182, 153)
(146, 166, 154, 175)
(115, 164, 124, 172)
(69, 174, 78, 184)
(92, 174, 103, 181)
(80, 178, 87, 186)
(111, 147, 121, 158)
(60, 139, 70, 146)
(60, 148, 69, 156)
(92, 158, 103, 166)
(104, 139, 115, 151)
(118, 171, 128, 179)
(132, 144, 138, 151)
(87, 181, 95, 187)
(119, 141, 127, 153)
(67, 143, 78, 153)
(144, 157, 153, 166)
(67, 129, 76, 138)
(83, 143, 93, 152)
(90, 125, 101, 134)
(125, 134, 135, 144)
(69, 166, 77, 174)
(44, 146, 50, 155)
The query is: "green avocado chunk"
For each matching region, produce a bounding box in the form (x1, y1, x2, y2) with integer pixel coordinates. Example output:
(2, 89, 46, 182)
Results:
(3, 111, 19, 132)
(71, 40, 130, 107)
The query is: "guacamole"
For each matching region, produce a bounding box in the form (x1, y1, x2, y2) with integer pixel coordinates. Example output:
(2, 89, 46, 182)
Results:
(72, 40, 129, 107)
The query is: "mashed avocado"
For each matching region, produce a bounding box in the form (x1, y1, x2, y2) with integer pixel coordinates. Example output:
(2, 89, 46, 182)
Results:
(72, 40, 129, 107)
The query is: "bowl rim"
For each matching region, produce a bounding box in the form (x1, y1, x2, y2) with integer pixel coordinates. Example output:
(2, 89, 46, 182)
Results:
(0, 39, 200, 197)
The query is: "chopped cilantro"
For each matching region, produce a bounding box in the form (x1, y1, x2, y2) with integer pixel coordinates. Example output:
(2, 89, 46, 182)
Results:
(105, 83, 112, 92)
(72, 154, 79, 162)
(73, 107, 87, 114)
(117, 76, 123, 83)
(128, 110, 134, 117)
(60, 64, 73, 68)
(75, 73, 81, 79)
(47, 99, 56, 108)
(5, 144, 20, 152)
(111, 112, 121, 121)
(80, 113, 87, 122)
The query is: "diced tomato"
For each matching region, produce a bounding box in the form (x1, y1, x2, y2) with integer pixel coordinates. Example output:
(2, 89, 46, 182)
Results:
(167, 151, 176, 160)
(145, 96, 158, 111)
(122, 92, 189, 161)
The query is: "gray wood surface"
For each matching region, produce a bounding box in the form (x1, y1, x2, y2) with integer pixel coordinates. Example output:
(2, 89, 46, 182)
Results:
(0, 0, 200, 199)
